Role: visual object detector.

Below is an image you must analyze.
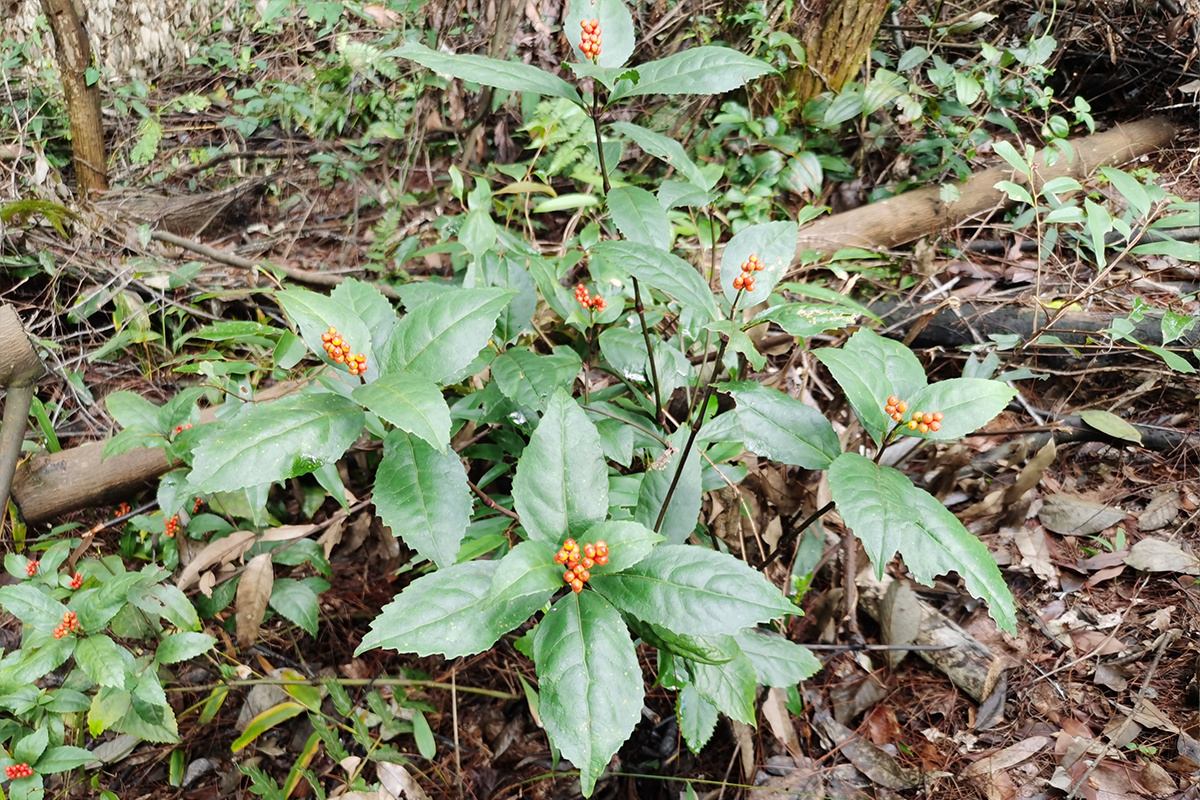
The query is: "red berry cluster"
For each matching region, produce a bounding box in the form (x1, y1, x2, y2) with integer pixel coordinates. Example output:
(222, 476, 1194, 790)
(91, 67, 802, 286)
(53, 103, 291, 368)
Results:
(579, 18, 601, 61)
(732, 253, 764, 292)
(68, 572, 83, 590)
(5, 763, 33, 780)
(193, 496, 204, 514)
(321, 327, 368, 376)
(171, 422, 193, 437)
(53, 610, 81, 639)
(553, 538, 609, 594)
(574, 284, 607, 313)
(885, 396, 943, 433)
(115, 502, 131, 518)
(164, 515, 180, 538)
(25, 560, 38, 577)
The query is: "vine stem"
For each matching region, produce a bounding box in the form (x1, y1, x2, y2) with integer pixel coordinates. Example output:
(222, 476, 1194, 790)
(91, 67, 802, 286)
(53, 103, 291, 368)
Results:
(651, 291, 741, 534)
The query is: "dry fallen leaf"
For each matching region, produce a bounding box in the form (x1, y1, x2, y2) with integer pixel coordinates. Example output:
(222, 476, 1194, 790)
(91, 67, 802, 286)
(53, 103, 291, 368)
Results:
(235, 553, 274, 648)
(1125, 538, 1200, 575)
(762, 687, 802, 759)
(377, 762, 431, 800)
(1137, 491, 1181, 531)
(962, 735, 1051, 777)
(177, 530, 257, 590)
(1040, 494, 1126, 536)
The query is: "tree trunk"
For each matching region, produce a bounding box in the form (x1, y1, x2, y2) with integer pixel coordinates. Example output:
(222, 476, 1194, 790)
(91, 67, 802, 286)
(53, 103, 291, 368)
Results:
(789, 0, 889, 104)
(39, 0, 107, 197)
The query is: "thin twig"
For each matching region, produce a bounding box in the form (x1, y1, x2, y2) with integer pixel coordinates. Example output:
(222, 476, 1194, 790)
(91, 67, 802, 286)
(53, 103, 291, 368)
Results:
(468, 479, 519, 520)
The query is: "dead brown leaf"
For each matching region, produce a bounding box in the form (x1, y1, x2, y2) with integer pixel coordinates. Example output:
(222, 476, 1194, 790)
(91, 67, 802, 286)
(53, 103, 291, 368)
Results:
(176, 530, 256, 591)
(1125, 539, 1200, 575)
(235, 553, 274, 648)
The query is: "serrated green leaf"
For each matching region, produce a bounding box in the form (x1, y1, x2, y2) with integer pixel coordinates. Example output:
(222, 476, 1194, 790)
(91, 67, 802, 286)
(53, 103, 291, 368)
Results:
(725, 381, 840, 469)
(610, 46, 772, 100)
(828, 453, 1016, 634)
(634, 429, 701, 544)
(607, 186, 672, 250)
(392, 41, 582, 104)
(1078, 409, 1143, 445)
(277, 287, 375, 374)
(512, 389, 608, 544)
(355, 561, 511, 658)
(815, 328, 928, 446)
(491, 348, 582, 414)
(383, 287, 515, 384)
(904, 378, 1017, 440)
(719, 221, 797, 304)
(734, 629, 821, 686)
(268, 578, 324, 637)
(590, 545, 793, 636)
(74, 635, 129, 688)
(13, 725, 48, 765)
(610, 121, 710, 191)
(627, 618, 738, 664)
(579, 520, 664, 573)
(155, 632, 216, 665)
(374, 429, 472, 568)
(745, 302, 857, 339)
(534, 591, 642, 797)
(105, 390, 165, 433)
(352, 373, 451, 452)
(591, 241, 720, 320)
(34, 745, 94, 774)
(189, 394, 364, 493)
(329, 278, 399, 356)
(687, 652, 757, 724)
(485, 540, 562, 631)
(0, 584, 65, 629)
(677, 681, 718, 753)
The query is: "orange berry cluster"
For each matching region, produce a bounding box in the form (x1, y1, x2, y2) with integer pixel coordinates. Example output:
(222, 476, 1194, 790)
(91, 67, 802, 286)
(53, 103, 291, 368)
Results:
(5, 763, 33, 779)
(885, 396, 943, 433)
(164, 515, 180, 538)
(171, 422, 193, 437)
(68, 572, 83, 590)
(732, 253, 764, 292)
(116, 502, 131, 518)
(53, 610, 81, 639)
(553, 538, 609, 594)
(579, 18, 601, 60)
(25, 560, 38, 577)
(574, 284, 607, 313)
(321, 327, 368, 376)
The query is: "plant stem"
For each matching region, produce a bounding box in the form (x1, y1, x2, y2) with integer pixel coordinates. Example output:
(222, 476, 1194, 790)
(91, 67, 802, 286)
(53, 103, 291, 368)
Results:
(170, 676, 520, 701)
(758, 500, 835, 569)
(631, 277, 664, 424)
(651, 299, 738, 534)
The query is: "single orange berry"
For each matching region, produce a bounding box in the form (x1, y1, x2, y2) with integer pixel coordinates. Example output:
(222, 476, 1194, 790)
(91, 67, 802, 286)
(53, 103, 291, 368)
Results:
(886, 395, 899, 406)
(896, 401, 908, 413)
(918, 422, 930, 433)
(594, 540, 607, 549)
(929, 421, 941, 432)
(553, 551, 567, 564)
(571, 579, 584, 593)
(932, 411, 943, 422)
(891, 412, 903, 422)
(594, 554, 608, 566)
(581, 556, 595, 569)
(576, 568, 590, 582)
(922, 412, 934, 424)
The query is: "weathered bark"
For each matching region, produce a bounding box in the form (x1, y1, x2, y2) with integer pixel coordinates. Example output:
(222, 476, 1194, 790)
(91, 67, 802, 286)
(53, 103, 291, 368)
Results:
(39, 0, 108, 196)
(794, 117, 1181, 261)
(789, 0, 890, 103)
(0, 306, 47, 521)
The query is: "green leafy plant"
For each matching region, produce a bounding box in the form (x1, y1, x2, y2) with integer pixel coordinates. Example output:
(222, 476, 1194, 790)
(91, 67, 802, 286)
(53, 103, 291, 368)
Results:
(78, 3, 1021, 794)
(0, 541, 216, 800)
